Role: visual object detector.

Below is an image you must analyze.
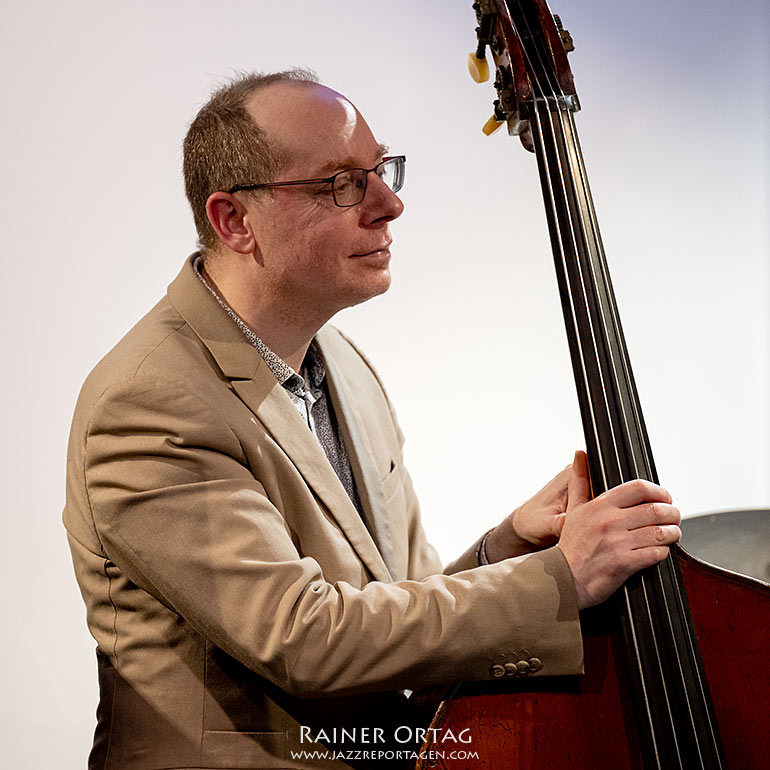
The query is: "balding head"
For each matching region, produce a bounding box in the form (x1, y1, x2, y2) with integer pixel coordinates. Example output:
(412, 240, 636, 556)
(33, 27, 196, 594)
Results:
(241, 82, 384, 183)
(183, 69, 319, 253)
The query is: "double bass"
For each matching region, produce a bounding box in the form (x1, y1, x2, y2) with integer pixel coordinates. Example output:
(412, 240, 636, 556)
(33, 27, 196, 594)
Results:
(420, 2, 770, 767)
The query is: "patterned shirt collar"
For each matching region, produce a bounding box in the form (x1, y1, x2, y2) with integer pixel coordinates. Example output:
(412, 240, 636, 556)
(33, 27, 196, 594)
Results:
(193, 254, 325, 394)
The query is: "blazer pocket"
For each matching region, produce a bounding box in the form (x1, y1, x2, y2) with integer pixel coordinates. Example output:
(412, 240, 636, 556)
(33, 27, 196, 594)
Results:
(380, 461, 402, 504)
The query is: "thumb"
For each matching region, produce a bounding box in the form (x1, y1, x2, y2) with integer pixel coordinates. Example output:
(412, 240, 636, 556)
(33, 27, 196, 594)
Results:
(567, 450, 590, 512)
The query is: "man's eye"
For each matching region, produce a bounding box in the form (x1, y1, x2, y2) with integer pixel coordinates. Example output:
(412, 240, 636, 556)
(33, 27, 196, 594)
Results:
(334, 174, 352, 195)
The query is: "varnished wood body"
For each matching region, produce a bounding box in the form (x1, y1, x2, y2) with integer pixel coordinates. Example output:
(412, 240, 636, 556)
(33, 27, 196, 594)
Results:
(418, 548, 770, 768)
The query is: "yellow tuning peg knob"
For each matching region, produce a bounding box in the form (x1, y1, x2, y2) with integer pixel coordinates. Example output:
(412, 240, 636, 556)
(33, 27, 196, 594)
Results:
(468, 52, 490, 83)
(482, 115, 505, 136)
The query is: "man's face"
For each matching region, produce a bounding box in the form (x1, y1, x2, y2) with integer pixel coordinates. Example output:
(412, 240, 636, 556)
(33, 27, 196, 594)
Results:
(242, 83, 404, 319)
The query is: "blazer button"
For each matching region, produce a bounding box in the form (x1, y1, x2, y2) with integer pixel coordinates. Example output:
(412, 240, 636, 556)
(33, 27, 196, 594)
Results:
(490, 664, 506, 678)
(516, 660, 531, 676)
(504, 663, 518, 677)
(528, 657, 543, 672)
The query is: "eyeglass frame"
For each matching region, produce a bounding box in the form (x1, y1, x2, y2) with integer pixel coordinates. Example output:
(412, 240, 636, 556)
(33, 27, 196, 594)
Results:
(227, 155, 406, 208)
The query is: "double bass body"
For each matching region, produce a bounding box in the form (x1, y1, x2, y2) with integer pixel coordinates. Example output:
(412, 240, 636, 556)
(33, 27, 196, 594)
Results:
(422, 549, 769, 768)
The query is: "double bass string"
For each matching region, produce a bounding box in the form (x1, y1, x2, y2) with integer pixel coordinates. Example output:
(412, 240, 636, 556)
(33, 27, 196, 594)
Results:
(567, 112, 657, 479)
(507, 16, 612, 498)
(521, 4, 724, 764)
(544, 53, 693, 770)
(557, 116, 691, 768)
(555, 61, 722, 770)
(508, 1, 700, 765)
(502, 43, 662, 758)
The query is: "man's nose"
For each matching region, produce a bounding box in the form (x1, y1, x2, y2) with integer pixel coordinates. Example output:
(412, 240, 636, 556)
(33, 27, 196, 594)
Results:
(361, 172, 404, 223)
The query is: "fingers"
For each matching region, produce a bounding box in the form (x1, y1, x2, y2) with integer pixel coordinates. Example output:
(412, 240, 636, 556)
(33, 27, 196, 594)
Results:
(567, 450, 590, 512)
(626, 543, 673, 574)
(601, 478, 672, 508)
(621, 502, 681, 532)
(629, 523, 681, 550)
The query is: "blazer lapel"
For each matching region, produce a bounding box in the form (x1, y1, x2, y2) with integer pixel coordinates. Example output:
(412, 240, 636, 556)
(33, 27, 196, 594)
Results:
(318, 330, 398, 581)
(230, 374, 392, 582)
(167, 258, 392, 583)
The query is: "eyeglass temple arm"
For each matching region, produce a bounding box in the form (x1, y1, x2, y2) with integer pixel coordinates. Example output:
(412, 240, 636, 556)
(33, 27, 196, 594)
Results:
(230, 177, 333, 194)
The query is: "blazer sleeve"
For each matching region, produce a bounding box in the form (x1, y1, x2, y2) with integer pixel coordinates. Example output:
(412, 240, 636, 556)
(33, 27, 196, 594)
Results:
(84, 374, 584, 698)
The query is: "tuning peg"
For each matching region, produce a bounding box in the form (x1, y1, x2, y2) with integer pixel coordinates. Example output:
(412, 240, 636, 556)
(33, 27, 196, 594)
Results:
(468, 52, 490, 83)
(482, 115, 505, 136)
(553, 15, 575, 53)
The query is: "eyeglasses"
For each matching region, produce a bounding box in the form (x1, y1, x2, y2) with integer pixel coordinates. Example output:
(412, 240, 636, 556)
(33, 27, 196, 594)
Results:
(228, 155, 406, 208)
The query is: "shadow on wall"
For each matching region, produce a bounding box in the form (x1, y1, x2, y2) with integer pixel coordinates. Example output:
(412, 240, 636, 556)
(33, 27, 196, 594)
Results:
(680, 509, 770, 583)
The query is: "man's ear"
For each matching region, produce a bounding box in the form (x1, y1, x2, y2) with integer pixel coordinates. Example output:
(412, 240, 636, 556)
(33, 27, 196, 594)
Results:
(205, 192, 257, 255)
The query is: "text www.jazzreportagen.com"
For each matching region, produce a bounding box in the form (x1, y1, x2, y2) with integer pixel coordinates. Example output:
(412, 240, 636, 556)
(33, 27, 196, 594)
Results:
(290, 748, 480, 761)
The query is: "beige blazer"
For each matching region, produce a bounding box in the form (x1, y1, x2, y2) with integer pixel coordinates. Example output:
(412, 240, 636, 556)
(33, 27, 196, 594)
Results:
(64, 257, 584, 770)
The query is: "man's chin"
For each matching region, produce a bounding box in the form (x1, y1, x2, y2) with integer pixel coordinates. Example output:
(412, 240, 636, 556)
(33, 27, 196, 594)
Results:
(363, 270, 392, 301)
(337, 272, 392, 312)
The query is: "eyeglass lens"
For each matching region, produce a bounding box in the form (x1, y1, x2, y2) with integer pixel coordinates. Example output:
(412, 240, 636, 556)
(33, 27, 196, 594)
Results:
(332, 157, 404, 207)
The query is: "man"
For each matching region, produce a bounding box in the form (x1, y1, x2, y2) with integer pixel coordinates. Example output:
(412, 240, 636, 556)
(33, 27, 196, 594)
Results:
(64, 70, 680, 770)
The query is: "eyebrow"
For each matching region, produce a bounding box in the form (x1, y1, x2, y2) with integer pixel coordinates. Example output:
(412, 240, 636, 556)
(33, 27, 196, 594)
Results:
(314, 142, 390, 177)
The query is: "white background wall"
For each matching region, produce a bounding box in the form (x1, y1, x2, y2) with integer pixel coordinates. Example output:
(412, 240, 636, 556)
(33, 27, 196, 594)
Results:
(1, 0, 767, 765)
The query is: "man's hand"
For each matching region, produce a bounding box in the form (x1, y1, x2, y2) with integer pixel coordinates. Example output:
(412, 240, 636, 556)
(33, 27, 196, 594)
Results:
(484, 462, 572, 563)
(558, 450, 681, 610)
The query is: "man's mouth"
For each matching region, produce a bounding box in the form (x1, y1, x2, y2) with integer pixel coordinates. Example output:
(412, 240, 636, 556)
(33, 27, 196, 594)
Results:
(351, 242, 391, 258)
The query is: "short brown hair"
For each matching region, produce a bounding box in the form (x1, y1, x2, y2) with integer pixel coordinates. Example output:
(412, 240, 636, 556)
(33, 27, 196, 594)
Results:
(183, 69, 318, 252)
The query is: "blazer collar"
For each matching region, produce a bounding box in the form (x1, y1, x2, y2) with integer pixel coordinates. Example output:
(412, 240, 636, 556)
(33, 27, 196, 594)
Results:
(167, 255, 262, 381)
(166, 257, 393, 583)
